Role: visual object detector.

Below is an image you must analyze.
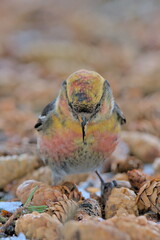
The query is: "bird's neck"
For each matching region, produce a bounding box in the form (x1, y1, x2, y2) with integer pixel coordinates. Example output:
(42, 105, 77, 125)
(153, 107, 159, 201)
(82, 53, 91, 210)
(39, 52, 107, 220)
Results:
(56, 89, 74, 120)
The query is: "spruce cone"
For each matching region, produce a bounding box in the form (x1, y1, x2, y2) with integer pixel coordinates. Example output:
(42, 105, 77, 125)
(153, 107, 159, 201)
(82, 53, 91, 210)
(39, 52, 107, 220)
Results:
(74, 198, 102, 221)
(136, 179, 160, 213)
(127, 169, 147, 190)
(59, 182, 84, 202)
(16, 180, 83, 205)
(15, 212, 62, 240)
(111, 157, 143, 173)
(47, 198, 78, 223)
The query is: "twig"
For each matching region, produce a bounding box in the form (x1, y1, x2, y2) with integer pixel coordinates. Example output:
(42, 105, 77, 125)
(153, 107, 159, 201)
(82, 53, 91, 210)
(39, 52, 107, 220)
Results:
(0, 207, 24, 233)
(0, 186, 39, 233)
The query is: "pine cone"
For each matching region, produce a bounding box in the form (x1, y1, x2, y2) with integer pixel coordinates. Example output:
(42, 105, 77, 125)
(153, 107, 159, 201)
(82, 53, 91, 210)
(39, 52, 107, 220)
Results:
(16, 180, 65, 205)
(16, 180, 83, 206)
(74, 198, 102, 221)
(59, 182, 84, 202)
(47, 198, 78, 223)
(15, 212, 62, 240)
(127, 169, 147, 190)
(136, 179, 160, 213)
(111, 157, 143, 173)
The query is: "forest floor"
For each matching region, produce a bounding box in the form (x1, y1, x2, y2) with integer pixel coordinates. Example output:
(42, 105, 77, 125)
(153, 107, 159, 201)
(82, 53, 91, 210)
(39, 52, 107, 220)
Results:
(0, 0, 160, 239)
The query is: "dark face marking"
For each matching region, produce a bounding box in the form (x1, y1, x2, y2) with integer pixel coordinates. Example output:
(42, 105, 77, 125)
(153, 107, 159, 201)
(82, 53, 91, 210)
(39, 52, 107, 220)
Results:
(74, 92, 88, 102)
(74, 105, 94, 113)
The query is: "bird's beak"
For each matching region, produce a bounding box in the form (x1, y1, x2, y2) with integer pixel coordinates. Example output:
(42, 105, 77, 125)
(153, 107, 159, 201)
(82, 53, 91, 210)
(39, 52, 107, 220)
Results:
(78, 115, 87, 143)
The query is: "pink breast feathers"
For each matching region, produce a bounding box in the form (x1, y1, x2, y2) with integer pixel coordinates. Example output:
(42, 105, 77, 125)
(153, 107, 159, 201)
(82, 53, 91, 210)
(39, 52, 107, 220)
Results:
(39, 130, 80, 162)
(92, 131, 119, 158)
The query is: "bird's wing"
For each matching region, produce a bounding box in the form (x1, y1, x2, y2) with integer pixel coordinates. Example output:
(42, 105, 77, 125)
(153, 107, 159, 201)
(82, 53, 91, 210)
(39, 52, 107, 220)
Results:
(34, 99, 56, 131)
(113, 102, 126, 125)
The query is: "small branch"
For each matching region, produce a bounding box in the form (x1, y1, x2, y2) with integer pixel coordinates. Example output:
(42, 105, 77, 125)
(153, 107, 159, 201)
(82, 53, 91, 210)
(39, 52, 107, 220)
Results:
(0, 207, 24, 233)
(0, 186, 39, 233)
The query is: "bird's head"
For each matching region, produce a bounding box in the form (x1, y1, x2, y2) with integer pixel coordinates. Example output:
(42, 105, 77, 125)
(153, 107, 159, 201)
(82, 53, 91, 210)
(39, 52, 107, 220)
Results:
(66, 69, 105, 114)
(65, 69, 114, 142)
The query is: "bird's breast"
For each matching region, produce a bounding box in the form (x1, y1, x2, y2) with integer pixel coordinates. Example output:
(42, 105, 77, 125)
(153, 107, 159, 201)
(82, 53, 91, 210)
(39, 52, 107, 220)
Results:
(38, 114, 120, 165)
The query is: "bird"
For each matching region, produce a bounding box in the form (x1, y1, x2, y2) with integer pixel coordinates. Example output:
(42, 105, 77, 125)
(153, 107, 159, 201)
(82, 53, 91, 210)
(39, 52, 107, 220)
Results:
(35, 69, 126, 184)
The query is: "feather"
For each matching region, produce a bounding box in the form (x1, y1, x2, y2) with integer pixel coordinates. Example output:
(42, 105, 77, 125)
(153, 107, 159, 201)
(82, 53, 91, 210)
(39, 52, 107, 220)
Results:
(34, 100, 56, 131)
(114, 102, 126, 125)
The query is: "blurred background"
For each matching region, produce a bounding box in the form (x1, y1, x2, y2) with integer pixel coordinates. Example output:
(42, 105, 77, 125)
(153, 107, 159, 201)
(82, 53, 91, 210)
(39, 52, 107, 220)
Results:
(0, 0, 160, 155)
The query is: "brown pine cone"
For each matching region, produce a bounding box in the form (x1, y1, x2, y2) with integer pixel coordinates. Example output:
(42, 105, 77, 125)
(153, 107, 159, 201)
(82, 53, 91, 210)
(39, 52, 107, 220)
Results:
(59, 181, 84, 202)
(15, 212, 62, 240)
(16, 180, 83, 206)
(47, 198, 78, 223)
(16, 180, 64, 205)
(74, 198, 102, 221)
(136, 179, 160, 213)
(127, 169, 147, 190)
(111, 157, 143, 173)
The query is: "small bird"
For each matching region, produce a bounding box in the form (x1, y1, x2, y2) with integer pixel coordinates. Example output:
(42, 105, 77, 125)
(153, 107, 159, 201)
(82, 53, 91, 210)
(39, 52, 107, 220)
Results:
(35, 69, 126, 184)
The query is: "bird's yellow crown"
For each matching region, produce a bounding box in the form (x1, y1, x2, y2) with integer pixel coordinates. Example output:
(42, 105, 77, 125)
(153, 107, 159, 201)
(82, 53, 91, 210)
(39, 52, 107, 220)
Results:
(66, 69, 105, 112)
